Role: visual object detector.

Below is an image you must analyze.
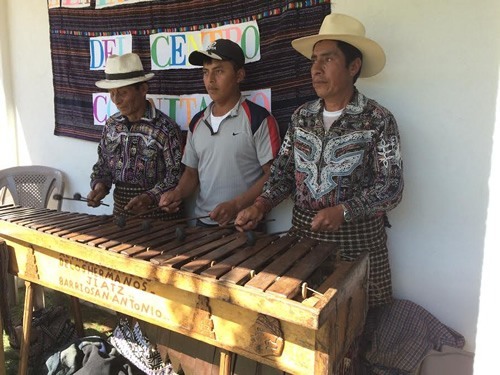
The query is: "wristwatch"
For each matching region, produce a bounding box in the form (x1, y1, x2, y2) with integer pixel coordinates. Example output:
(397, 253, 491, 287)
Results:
(342, 204, 352, 223)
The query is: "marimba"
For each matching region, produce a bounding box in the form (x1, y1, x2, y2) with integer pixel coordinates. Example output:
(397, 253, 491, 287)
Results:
(0, 205, 368, 375)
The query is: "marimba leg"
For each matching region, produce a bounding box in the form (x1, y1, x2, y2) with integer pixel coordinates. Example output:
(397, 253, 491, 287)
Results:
(33, 284, 45, 309)
(70, 296, 85, 337)
(219, 350, 232, 375)
(0, 301, 5, 375)
(18, 281, 35, 375)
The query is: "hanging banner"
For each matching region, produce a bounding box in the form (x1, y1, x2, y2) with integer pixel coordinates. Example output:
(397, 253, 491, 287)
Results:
(96, 0, 153, 9)
(89, 34, 133, 70)
(150, 21, 260, 70)
(48, 0, 61, 8)
(48, 0, 332, 141)
(61, 0, 91, 8)
(92, 89, 271, 130)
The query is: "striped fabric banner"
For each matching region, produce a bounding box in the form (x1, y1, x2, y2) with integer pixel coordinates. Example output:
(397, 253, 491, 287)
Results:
(49, 0, 331, 141)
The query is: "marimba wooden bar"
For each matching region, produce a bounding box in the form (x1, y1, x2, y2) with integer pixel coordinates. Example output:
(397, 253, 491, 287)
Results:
(0, 205, 368, 375)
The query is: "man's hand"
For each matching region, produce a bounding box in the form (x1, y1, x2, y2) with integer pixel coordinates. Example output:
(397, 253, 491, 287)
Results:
(310, 205, 345, 232)
(87, 183, 108, 207)
(159, 189, 183, 213)
(235, 204, 265, 231)
(210, 200, 239, 226)
(124, 193, 153, 213)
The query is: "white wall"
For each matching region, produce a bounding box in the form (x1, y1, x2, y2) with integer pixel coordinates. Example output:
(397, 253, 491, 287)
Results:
(331, 0, 499, 355)
(2, 0, 499, 361)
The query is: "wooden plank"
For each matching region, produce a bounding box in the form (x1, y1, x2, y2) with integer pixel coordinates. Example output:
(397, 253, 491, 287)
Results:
(164, 233, 240, 269)
(43, 214, 110, 235)
(149, 228, 234, 265)
(244, 238, 317, 292)
(134, 249, 162, 261)
(265, 242, 333, 299)
(71, 221, 135, 246)
(100, 222, 176, 251)
(50, 215, 111, 237)
(315, 253, 369, 328)
(12, 211, 70, 226)
(0, 204, 17, 212)
(1, 207, 49, 222)
(180, 235, 250, 274)
(28, 212, 82, 230)
(201, 236, 277, 279)
(19, 281, 35, 375)
(219, 235, 299, 285)
(116, 228, 179, 256)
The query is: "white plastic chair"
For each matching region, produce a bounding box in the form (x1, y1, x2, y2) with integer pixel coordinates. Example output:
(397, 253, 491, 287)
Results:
(0, 165, 65, 307)
(0, 165, 64, 210)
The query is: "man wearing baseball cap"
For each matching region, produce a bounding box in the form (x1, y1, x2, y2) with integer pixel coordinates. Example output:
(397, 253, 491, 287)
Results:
(236, 14, 404, 309)
(160, 39, 281, 227)
(88, 52, 183, 221)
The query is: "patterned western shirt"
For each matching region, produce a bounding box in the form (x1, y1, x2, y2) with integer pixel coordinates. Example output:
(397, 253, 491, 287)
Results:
(90, 100, 183, 204)
(257, 88, 403, 221)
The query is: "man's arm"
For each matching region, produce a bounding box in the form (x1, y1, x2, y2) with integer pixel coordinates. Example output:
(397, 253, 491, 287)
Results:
(210, 161, 272, 224)
(159, 166, 199, 213)
(342, 112, 404, 221)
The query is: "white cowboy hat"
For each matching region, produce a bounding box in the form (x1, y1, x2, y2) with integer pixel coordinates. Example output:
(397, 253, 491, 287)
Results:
(95, 53, 154, 89)
(291, 13, 386, 78)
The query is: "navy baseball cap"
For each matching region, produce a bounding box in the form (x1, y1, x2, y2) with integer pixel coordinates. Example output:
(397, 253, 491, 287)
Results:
(189, 39, 245, 67)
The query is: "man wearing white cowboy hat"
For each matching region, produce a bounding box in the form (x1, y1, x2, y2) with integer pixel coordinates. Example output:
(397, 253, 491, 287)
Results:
(88, 52, 184, 221)
(236, 13, 404, 308)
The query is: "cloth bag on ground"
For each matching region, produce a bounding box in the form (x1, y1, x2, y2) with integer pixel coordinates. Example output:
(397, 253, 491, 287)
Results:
(364, 299, 465, 374)
(43, 335, 145, 375)
(9, 305, 77, 367)
(109, 319, 176, 375)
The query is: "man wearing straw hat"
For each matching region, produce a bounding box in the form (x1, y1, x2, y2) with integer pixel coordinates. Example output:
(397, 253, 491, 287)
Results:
(236, 14, 404, 308)
(88, 52, 184, 221)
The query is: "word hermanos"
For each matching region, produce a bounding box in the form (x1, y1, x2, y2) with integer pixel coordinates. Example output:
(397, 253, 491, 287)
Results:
(59, 254, 149, 291)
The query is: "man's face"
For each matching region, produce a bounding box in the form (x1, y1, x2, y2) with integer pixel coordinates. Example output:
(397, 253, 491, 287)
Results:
(310, 40, 359, 102)
(109, 83, 147, 121)
(202, 60, 244, 104)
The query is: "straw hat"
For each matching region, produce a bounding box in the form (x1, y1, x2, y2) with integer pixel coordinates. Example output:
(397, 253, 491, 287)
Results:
(291, 13, 386, 78)
(95, 53, 154, 89)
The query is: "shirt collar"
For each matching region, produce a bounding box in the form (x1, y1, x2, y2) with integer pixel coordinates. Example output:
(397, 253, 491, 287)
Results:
(344, 87, 367, 115)
(203, 95, 244, 119)
(316, 87, 368, 116)
(116, 99, 156, 124)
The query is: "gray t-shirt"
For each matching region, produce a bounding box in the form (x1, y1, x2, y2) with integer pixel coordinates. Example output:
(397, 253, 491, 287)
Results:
(183, 96, 280, 224)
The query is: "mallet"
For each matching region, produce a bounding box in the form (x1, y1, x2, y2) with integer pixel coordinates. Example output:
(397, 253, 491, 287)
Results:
(53, 193, 109, 207)
(174, 219, 275, 246)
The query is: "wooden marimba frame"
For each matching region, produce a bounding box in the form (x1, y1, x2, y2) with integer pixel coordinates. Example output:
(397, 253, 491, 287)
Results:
(0, 205, 368, 375)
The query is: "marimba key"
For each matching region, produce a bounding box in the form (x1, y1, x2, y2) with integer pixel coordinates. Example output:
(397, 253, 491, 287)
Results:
(201, 236, 278, 279)
(244, 237, 318, 292)
(47, 215, 110, 236)
(12, 210, 67, 226)
(108, 225, 180, 254)
(219, 235, 300, 285)
(265, 242, 334, 299)
(149, 228, 234, 265)
(28, 212, 83, 230)
(180, 234, 249, 274)
(164, 233, 239, 269)
(96, 220, 170, 250)
(1, 207, 50, 222)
